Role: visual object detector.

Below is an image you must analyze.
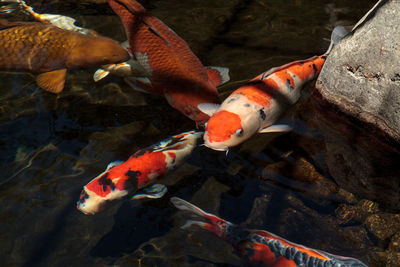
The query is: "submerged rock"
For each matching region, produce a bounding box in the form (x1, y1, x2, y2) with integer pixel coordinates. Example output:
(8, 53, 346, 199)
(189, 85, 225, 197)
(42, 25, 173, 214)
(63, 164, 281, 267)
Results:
(311, 0, 400, 211)
(336, 199, 380, 225)
(316, 0, 400, 142)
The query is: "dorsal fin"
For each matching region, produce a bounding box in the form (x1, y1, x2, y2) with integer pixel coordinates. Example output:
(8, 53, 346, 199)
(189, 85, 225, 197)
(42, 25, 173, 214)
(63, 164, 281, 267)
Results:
(259, 57, 320, 80)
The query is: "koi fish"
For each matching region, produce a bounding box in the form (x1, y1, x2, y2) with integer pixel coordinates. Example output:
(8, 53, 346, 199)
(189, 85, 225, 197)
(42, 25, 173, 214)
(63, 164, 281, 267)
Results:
(0, 19, 129, 93)
(0, 0, 97, 35)
(171, 197, 368, 267)
(198, 26, 348, 151)
(106, 0, 229, 125)
(77, 131, 202, 215)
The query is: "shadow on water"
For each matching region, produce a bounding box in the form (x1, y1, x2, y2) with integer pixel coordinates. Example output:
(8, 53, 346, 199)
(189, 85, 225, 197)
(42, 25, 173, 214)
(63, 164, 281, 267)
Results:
(90, 201, 172, 258)
(21, 188, 81, 267)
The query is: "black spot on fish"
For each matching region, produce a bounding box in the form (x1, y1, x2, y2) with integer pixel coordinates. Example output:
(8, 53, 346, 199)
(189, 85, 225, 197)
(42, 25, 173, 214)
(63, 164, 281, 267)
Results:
(312, 63, 318, 75)
(244, 103, 250, 107)
(98, 173, 116, 191)
(259, 109, 266, 120)
(124, 170, 140, 191)
(286, 79, 294, 91)
(227, 98, 236, 103)
(78, 190, 89, 203)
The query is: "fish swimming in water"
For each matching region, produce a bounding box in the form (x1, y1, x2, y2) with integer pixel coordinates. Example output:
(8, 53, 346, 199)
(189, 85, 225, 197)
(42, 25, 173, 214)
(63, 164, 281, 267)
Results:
(77, 131, 202, 215)
(0, 19, 130, 93)
(198, 26, 349, 151)
(0, 0, 97, 35)
(106, 0, 229, 125)
(171, 197, 368, 267)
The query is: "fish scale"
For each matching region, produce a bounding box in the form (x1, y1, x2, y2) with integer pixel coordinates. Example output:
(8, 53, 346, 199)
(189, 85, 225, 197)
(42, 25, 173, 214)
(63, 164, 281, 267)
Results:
(0, 23, 75, 72)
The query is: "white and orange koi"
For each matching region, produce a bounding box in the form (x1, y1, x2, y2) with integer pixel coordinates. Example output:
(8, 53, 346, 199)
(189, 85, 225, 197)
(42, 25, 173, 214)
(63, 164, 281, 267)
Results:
(0, 0, 97, 35)
(171, 197, 368, 267)
(198, 26, 348, 151)
(77, 131, 202, 215)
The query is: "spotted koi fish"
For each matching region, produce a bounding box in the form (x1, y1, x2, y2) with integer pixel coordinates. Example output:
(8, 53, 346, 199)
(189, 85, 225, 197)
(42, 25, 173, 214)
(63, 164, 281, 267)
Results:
(171, 197, 367, 267)
(77, 131, 202, 215)
(106, 0, 229, 125)
(198, 26, 348, 151)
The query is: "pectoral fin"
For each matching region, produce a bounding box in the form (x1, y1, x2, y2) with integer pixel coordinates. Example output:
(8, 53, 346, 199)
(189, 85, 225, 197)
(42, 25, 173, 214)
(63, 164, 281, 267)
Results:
(197, 103, 220, 117)
(36, 69, 67, 93)
(132, 184, 167, 200)
(259, 124, 292, 133)
(93, 68, 110, 82)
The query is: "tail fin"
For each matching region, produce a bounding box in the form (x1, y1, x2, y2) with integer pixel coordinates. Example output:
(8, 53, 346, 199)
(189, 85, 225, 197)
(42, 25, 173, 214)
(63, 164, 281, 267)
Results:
(170, 197, 235, 239)
(325, 25, 349, 55)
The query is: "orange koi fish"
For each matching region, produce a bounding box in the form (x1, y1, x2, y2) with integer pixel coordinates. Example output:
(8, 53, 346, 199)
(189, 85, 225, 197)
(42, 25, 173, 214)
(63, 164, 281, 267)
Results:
(171, 197, 368, 267)
(77, 131, 202, 215)
(0, 19, 129, 93)
(198, 26, 348, 151)
(106, 0, 229, 125)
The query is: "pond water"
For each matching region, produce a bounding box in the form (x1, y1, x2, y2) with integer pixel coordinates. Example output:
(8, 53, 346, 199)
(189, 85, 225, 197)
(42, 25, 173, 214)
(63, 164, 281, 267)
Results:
(0, 0, 389, 266)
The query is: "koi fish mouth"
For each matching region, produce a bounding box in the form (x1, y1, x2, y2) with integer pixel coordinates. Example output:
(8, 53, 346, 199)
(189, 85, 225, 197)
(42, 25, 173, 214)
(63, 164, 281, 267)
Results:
(203, 141, 228, 152)
(76, 203, 94, 215)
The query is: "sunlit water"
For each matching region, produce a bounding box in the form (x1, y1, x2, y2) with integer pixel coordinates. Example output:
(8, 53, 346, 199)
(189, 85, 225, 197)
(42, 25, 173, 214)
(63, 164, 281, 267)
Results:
(0, 0, 385, 266)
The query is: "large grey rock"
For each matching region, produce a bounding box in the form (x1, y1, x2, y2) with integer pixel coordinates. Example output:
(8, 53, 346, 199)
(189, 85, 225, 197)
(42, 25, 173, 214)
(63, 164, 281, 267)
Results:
(310, 0, 400, 211)
(316, 0, 400, 142)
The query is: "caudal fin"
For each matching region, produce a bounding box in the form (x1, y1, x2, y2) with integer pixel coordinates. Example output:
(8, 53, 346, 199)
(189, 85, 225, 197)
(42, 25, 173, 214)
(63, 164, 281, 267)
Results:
(325, 25, 349, 55)
(170, 197, 234, 239)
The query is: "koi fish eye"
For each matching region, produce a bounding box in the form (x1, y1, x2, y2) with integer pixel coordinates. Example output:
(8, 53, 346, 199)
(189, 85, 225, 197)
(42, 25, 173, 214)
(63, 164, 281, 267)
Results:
(235, 129, 244, 137)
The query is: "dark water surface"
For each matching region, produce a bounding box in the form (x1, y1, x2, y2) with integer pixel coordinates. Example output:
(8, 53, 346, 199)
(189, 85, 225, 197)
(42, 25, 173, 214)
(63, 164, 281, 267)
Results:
(0, 0, 386, 266)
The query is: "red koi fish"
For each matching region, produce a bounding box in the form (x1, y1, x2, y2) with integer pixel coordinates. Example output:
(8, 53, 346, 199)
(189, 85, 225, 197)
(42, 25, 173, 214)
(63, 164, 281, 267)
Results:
(106, 0, 229, 125)
(77, 131, 202, 215)
(198, 26, 348, 151)
(171, 197, 368, 267)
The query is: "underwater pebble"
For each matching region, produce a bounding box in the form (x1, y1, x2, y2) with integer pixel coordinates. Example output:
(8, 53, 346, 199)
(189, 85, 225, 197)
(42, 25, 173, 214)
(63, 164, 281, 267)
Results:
(364, 213, 400, 241)
(336, 199, 380, 224)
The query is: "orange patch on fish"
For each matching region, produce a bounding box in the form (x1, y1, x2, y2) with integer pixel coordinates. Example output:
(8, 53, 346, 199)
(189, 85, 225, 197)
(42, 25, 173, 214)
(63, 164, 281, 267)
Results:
(207, 110, 242, 143)
(86, 151, 167, 197)
(241, 241, 276, 266)
(273, 70, 295, 88)
(232, 85, 272, 107)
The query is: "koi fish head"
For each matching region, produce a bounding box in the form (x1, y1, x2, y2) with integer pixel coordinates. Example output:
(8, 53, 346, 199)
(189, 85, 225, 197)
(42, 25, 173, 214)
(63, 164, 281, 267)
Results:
(67, 36, 130, 69)
(200, 98, 261, 151)
(203, 110, 244, 151)
(76, 161, 132, 215)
